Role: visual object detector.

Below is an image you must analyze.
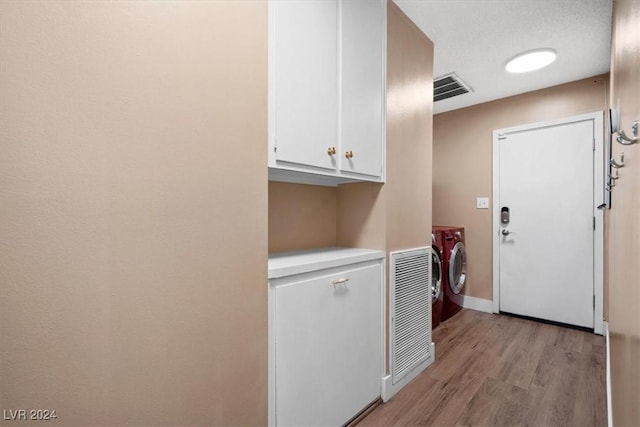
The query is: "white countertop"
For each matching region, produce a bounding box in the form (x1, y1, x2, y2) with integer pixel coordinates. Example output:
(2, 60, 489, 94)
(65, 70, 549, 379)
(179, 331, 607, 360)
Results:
(268, 247, 385, 279)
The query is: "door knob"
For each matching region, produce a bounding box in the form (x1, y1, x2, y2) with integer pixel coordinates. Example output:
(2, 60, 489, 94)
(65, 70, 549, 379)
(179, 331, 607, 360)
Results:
(345, 150, 354, 159)
(501, 229, 513, 236)
(327, 147, 336, 155)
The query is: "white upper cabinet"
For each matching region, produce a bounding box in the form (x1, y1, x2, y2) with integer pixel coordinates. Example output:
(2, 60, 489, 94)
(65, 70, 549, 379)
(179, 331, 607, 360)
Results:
(271, 0, 338, 172)
(340, 0, 385, 179)
(268, 0, 386, 186)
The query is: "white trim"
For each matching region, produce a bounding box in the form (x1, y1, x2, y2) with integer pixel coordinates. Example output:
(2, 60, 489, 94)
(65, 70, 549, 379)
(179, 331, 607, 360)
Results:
(593, 112, 605, 335)
(381, 343, 435, 402)
(462, 296, 493, 313)
(268, 167, 352, 187)
(381, 0, 387, 183)
(379, 256, 387, 403)
(492, 111, 605, 333)
(605, 321, 613, 427)
(267, 0, 276, 171)
(492, 128, 501, 314)
(267, 277, 276, 427)
(336, 0, 343, 177)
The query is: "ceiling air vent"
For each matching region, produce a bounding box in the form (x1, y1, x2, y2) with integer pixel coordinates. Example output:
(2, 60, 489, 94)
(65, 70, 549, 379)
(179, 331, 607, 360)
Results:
(434, 73, 473, 102)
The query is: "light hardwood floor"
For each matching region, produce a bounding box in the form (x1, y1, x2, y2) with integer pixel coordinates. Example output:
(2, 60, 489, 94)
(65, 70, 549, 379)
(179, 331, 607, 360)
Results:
(359, 309, 606, 427)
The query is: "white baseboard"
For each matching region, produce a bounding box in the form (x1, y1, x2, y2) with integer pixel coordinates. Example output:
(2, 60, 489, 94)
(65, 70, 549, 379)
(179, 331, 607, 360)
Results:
(381, 342, 435, 402)
(462, 295, 493, 313)
(604, 321, 612, 427)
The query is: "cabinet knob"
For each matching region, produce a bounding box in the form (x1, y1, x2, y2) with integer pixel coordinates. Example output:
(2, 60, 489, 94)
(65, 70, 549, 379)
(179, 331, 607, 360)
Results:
(345, 150, 354, 159)
(327, 147, 336, 155)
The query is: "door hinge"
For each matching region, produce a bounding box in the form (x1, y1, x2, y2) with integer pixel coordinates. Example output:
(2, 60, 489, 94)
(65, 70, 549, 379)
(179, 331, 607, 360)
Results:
(498, 135, 507, 141)
(593, 216, 596, 230)
(593, 295, 596, 308)
(593, 138, 596, 151)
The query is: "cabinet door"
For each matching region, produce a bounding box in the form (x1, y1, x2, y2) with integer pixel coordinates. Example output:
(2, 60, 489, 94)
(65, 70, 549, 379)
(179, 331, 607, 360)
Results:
(340, 0, 385, 178)
(275, 264, 382, 426)
(272, 0, 338, 171)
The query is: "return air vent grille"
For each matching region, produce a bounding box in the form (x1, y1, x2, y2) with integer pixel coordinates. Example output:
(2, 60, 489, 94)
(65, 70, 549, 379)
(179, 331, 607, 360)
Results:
(390, 247, 431, 384)
(434, 73, 473, 102)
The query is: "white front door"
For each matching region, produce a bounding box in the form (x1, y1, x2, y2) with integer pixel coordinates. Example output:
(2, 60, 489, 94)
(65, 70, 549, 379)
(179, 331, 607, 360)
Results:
(493, 113, 603, 329)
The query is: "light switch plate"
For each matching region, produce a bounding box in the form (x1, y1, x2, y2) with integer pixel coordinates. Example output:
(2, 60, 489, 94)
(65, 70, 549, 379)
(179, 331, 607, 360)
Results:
(476, 197, 489, 209)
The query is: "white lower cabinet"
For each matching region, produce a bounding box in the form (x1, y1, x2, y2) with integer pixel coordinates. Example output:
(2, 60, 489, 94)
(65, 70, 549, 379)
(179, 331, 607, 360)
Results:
(268, 248, 385, 426)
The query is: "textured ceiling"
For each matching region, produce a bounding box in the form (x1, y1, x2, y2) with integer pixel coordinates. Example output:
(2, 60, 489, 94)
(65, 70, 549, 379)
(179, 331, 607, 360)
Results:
(394, 0, 613, 114)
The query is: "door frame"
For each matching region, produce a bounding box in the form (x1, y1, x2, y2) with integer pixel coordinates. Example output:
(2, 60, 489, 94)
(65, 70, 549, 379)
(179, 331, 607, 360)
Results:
(491, 111, 604, 335)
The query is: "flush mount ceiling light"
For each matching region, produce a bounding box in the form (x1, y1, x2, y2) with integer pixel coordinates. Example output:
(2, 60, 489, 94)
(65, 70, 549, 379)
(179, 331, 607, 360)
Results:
(505, 49, 557, 73)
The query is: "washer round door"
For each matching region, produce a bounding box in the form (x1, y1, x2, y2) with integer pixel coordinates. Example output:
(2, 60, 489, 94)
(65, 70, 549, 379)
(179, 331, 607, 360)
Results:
(431, 247, 442, 301)
(449, 242, 467, 294)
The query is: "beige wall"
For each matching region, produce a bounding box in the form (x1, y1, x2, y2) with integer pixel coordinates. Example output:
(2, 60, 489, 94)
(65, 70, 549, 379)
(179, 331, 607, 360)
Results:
(433, 76, 608, 300)
(269, 182, 337, 253)
(608, 0, 640, 425)
(336, 182, 386, 250)
(338, 1, 434, 373)
(337, 1, 434, 253)
(384, 2, 434, 254)
(0, 1, 267, 425)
